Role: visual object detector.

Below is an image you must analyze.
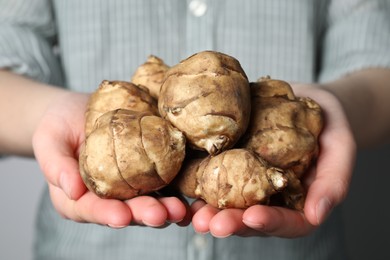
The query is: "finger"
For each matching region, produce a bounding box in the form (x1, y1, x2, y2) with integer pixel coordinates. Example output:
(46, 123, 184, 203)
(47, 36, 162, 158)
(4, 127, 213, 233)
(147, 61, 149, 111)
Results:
(124, 196, 168, 227)
(191, 199, 207, 213)
(304, 93, 356, 226)
(243, 205, 315, 238)
(208, 209, 259, 238)
(158, 196, 188, 224)
(49, 184, 132, 228)
(33, 120, 86, 200)
(48, 153, 86, 200)
(155, 188, 192, 226)
(192, 203, 220, 234)
(183, 199, 207, 227)
(175, 205, 192, 227)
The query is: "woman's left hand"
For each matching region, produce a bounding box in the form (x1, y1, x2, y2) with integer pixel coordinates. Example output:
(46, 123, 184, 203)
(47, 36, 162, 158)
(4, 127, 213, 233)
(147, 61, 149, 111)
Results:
(191, 84, 356, 238)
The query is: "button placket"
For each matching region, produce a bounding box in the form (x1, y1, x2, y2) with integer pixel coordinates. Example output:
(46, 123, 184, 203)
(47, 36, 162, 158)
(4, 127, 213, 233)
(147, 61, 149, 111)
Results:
(187, 231, 214, 260)
(189, 0, 208, 17)
(193, 234, 208, 250)
(185, 0, 213, 55)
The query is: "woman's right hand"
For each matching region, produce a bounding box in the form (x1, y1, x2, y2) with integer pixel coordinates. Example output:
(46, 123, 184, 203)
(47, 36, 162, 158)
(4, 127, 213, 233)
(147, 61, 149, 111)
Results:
(32, 91, 190, 228)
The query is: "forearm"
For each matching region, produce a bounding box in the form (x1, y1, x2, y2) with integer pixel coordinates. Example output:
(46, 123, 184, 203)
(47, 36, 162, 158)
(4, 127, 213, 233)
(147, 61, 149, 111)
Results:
(0, 70, 68, 156)
(321, 68, 390, 148)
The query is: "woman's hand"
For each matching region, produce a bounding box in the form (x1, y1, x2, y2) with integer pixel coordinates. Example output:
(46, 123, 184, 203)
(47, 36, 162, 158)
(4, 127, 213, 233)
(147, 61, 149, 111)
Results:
(32, 91, 190, 228)
(191, 84, 356, 238)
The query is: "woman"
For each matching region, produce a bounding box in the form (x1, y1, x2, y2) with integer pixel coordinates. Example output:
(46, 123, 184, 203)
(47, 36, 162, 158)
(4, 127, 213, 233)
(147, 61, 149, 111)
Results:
(1, 0, 389, 259)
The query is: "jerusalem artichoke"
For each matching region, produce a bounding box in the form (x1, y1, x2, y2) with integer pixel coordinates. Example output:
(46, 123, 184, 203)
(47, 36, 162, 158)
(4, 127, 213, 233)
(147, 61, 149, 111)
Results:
(158, 51, 251, 155)
(79, 109, 186, 200)
(85, 80, 158, 136)
(241, 76, 324, 178)
(131, 55, 170, 99)
(175, 149, 289, 209)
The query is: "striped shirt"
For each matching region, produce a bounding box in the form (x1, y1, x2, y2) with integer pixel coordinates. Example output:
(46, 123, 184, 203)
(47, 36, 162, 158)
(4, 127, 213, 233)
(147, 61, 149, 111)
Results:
(1, 0, 390, 259)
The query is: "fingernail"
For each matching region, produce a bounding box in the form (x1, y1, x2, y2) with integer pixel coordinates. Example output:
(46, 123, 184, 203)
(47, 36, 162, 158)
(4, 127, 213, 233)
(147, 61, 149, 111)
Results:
(213, 232, 233, 238)
(243, 219, 265, 230)
(316, 198, 332, 225)
(60, 172, 72, 198)
(166, 218, 184, 224)
(107, 224, 127, 229)
(142, 220, 165, 228)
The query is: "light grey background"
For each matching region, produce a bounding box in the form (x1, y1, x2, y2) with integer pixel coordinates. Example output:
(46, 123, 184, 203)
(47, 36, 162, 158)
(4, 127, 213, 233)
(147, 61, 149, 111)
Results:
(1, 144, 390, 260)
(0, 157, 45, 260)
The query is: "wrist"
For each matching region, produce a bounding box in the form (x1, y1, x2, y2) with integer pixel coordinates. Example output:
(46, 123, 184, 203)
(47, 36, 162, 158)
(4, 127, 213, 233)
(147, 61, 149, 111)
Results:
(0, 70, 69, 156)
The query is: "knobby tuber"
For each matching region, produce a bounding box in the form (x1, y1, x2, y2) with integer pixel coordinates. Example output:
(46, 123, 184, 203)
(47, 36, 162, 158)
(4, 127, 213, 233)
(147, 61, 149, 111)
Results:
(79, 109, 186, 200)
(85, 80, 158, 136)
(241, 76, 324, 178)
(175, 149, 289, 209)
(158, 51, 251, 155)
(131, 55, 170, 99)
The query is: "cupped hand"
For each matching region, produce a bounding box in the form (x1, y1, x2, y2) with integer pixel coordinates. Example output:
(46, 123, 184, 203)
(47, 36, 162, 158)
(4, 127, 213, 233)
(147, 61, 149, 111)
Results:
(191, 84, 357, 238)
(32, 91, 189, 228)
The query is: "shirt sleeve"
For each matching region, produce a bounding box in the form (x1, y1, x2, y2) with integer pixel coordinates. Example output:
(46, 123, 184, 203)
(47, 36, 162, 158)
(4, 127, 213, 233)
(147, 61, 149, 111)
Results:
(318, 0, 390, 83)
(0, 0, 64, 85)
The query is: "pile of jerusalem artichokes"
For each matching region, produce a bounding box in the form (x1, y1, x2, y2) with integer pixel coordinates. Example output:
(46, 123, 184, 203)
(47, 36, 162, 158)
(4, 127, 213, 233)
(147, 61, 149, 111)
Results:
(79, 51, 323, 211)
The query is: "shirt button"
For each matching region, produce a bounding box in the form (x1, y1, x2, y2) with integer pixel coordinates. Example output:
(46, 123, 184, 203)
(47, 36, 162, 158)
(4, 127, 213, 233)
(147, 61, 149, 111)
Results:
(192, 234, 208, 249)
(189, 0, 208, 17)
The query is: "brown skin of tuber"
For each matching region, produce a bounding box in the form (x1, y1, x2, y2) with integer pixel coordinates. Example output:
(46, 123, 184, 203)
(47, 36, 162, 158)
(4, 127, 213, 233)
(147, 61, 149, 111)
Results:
(280, 170, 306, 211)
(234, 76, 323, 210)
(85, 80, 158, 136)
(175, 149, 289, 209)
(131, 55, 170, 99)
(158, 51, 251, 155)
(79, 109, 186, 200)
(241, 77, 324, 178)
(255, 76, 296, 100)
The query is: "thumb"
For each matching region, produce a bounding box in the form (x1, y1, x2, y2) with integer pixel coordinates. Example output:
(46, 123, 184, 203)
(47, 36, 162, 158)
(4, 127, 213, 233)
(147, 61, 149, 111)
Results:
(304, 96, 356, 225)
(33, 114, 87, 200)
